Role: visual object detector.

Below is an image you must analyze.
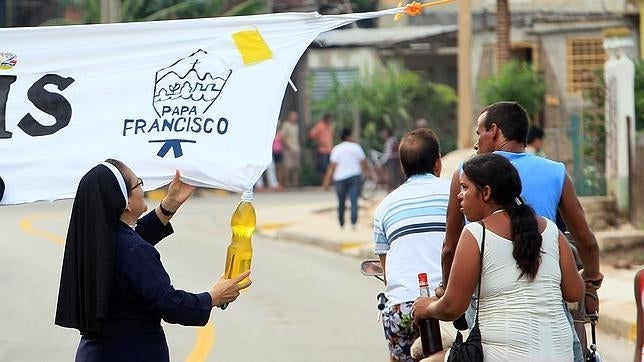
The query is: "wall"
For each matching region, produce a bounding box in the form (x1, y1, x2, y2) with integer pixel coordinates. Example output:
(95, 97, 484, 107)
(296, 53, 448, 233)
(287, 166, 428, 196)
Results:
(308, 48, 381, 76)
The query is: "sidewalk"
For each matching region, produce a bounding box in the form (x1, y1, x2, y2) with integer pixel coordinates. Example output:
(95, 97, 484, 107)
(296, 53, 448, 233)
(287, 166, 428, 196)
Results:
(253, 189, 640, 342)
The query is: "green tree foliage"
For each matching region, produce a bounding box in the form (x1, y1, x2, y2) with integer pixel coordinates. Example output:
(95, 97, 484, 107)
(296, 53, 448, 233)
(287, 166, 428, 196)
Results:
(635, 61, 644, 132)
(44, 0, 266, 25)
(312, 63, 457, 153)
(479, 60, 546, 117)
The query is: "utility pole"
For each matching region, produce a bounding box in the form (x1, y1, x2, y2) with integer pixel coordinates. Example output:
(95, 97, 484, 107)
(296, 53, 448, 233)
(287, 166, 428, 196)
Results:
(457, 0, 472, 148)
(100, 0, 121, 23)
(496, 0, 510, 68)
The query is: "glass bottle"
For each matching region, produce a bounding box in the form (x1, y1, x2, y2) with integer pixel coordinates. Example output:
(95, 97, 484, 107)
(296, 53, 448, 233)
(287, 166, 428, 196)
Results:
(417, 272, 443, 356)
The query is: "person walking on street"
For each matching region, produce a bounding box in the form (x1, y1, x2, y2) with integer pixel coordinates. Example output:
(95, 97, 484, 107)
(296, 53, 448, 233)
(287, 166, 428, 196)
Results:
(373, 128, 449, 362)
(415, 153, 583, 361)
(441, 101, 602, 362)
(279, 111, 301, 188)
(55, 159, 250, 362)
(308, 113, 334, 178)
(256, 130, 283, 191)
(322, 128, 368, 230)
(380, 128, 405, 191)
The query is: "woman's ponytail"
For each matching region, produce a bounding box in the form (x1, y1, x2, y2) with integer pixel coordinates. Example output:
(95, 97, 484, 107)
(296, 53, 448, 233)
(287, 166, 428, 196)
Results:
(463, 155, 544, 281)
(506, 196, 542, 280)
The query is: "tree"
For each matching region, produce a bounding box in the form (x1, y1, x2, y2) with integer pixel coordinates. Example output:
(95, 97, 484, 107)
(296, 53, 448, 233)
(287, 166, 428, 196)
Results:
(635, 61, 644, 131)
(479, 60, 546, 117)
(312, 63, 457, 152)
(43, 0, 266, 25)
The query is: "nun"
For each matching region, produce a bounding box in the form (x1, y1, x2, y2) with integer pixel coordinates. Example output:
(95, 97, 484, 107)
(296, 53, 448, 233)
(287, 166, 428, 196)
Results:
(55, 159, 251, 362)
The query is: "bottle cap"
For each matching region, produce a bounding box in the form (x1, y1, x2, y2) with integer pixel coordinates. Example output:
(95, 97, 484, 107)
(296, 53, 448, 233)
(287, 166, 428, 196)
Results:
(418, 272, 428, 287)
(241, 189, 254, 202)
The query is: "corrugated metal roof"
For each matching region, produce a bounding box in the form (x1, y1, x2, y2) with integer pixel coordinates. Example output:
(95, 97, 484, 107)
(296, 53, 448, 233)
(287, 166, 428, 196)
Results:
(314, 25, 458, 47)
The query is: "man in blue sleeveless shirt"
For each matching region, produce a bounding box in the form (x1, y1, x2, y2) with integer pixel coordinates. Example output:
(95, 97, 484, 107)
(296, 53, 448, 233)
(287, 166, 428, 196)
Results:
(441, 101, 603, 361)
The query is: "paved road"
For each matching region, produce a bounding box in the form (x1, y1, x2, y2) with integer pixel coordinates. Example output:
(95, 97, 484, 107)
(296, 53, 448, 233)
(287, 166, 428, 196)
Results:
(0, 195, 386, 361)
(0, 192, 635, 361)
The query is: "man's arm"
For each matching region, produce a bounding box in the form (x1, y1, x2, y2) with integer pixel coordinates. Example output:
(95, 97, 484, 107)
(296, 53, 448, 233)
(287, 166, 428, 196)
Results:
(307, 122, 319, 140)
(558, 175, 603, 312)
(321, 162, 336, 190)
(441, 169, 465, 284)
(378, 254, 387, 285)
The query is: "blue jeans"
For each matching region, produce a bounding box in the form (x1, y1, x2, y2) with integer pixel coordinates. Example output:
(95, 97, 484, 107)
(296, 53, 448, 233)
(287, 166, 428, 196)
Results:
(317, 153, 330, 176)
(334, 175, 361, 227)
(564, 302, 584, 362)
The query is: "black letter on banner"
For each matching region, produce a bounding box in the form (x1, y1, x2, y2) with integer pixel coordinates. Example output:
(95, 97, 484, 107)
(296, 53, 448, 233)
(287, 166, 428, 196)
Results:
(217, 117, 228, 135)
(18, 74, 75, 137)
(0, 75, 17, 139)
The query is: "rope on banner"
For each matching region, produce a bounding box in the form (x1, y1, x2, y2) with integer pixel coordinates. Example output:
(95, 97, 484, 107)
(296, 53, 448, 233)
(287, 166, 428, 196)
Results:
(394, 0, 456, 21)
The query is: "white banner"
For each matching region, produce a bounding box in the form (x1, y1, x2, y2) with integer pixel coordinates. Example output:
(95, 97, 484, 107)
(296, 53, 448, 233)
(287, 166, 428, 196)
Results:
(0, 9, 400, 204)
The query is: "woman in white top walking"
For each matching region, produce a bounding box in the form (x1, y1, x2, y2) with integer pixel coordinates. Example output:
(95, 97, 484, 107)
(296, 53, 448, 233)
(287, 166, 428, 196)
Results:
(413, 153, 584, 361)
(322, 128, 369, 230)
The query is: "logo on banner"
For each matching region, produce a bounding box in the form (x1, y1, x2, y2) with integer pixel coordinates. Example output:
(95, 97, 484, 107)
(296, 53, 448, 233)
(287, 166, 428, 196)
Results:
(153, 49, 230, 117)
(123, 49, 232, 158)
(0, 53, 17, 70)
(122, 30, 274, 158)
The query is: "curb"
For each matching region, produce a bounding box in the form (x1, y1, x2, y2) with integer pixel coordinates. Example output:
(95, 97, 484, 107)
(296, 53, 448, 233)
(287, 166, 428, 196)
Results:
(257, 225, 636, 342)
(598, 313, 636, 343)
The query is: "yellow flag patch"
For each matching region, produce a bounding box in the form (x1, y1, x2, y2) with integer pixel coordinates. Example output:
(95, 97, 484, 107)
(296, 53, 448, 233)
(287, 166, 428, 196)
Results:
(232, 30, 273, 65)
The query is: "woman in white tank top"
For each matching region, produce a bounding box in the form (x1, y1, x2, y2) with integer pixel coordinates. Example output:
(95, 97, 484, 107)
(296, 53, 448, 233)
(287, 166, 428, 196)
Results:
(413, 154, 584, 361)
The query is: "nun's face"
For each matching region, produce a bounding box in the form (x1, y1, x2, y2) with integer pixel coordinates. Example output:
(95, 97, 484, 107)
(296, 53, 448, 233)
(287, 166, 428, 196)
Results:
(124, 168, 148, 217)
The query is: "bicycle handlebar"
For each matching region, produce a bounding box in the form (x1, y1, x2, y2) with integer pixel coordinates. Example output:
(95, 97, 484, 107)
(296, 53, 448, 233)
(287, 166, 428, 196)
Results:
(377, 292, 387, 311)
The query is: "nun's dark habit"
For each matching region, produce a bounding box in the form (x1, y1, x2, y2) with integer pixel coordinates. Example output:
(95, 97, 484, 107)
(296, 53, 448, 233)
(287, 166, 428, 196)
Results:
(0, 176, 5, 201)
(55, 163, 212, 362)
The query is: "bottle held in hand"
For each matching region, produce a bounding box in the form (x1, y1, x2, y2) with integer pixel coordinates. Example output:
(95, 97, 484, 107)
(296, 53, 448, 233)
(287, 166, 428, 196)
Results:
(417, 272, 443, 356)
(220, 191, 255, 309)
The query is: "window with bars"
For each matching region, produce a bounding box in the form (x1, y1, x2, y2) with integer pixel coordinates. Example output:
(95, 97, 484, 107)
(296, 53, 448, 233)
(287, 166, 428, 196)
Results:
(310, 68, 359, 101)
(566, 38, 606, 94)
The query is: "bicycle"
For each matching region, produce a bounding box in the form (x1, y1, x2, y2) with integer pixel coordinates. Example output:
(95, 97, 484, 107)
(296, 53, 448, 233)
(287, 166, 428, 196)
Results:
(565, 231, 602, 362)
(360, 149, 384, 200)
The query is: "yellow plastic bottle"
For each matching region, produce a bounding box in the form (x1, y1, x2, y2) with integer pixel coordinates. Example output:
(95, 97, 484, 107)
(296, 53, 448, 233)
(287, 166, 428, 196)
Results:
(224, 190, 255, 282)
(219, 190, 255, 310)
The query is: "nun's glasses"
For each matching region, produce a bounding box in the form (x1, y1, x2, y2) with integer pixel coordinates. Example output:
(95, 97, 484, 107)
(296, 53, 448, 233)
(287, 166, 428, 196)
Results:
(131, 178, 144, 191)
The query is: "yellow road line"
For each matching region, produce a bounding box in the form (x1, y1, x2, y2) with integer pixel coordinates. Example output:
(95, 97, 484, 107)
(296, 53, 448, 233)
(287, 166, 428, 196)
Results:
(19, 215, 65, 245)
(339, 241, 369, 252)
(629, 323, 637, 342)
(257, 222, 293, 231)
(185, 321, 216, 362)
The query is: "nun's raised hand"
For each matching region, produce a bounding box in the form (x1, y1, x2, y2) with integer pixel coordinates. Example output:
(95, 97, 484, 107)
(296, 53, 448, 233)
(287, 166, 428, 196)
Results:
(163, 170, 196, 211)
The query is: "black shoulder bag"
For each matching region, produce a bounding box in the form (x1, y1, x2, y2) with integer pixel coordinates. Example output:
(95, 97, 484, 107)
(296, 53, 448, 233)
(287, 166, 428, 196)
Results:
(446, 221, 486, 362)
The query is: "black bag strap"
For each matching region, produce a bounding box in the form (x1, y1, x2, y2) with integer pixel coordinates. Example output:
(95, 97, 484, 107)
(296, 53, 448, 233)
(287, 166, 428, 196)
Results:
(473, 221, 486, 325)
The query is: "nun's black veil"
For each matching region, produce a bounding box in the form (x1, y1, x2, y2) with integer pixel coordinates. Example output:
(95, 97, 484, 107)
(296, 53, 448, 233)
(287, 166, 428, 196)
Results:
(55, 164, 126, 335)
